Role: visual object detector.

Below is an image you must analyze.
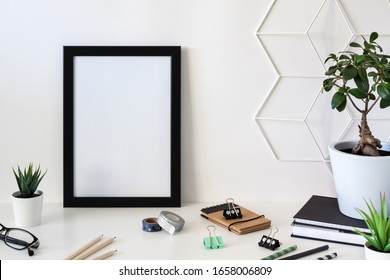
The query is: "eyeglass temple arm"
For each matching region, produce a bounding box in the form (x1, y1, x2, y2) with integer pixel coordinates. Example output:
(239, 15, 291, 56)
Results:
(0, 233, 30, 247)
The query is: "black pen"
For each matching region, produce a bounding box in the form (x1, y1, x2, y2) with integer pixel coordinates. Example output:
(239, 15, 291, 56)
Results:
(279, 245, 329, 260)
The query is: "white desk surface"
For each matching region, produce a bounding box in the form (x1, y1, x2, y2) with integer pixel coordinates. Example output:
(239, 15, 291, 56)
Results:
(0, 201, 364, 260)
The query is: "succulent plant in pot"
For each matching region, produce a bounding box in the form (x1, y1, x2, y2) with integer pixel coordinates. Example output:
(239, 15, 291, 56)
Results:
(354, 193, 390, 260)
(11, 163, 47, 227)
(323, 32, 390, 219)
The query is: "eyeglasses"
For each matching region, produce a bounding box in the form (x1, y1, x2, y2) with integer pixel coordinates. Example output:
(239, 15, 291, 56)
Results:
(0, 223, 40, 256)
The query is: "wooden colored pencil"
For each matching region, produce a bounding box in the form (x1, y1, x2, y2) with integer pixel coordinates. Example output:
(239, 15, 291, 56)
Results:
(74, 237, 116, 260)
(65, 235, 104, 260)
(93, 250, 118, 260)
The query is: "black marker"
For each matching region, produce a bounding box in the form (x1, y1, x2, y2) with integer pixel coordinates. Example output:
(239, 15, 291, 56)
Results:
(279, 245, 329, 260)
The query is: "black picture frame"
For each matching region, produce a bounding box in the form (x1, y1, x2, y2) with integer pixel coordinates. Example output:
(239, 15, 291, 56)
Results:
(63, 46, 181, 207)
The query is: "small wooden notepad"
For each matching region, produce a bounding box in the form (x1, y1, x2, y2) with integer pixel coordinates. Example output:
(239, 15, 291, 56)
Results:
(200, 203, 271, 235)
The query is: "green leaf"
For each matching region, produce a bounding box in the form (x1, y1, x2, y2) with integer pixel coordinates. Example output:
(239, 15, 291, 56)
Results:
(370, 32, 379, 42)
(336, 98, 347, 112)
(343, 65, 357, 80)
(377, 217, 386, 248)
(354, 228, 376, 246)
(331, 91, 346, 110)
(322, 78, 335, 92)
(356, 55, 367, 64)
(380, 193, 387, 224)
(383, 71, 390, 80)
(368, 71, 377, 77)
(377, 83, 390, 100)
(350, 42, 363, 48)
(368, 53, 380, 63)
(324, 53, 337, 64)
(325, 65, 337, 76)
(364, 40, 371, 50)
(349, 88, 366, 99)
(361, 200, 376, 227)
(354, 75, 369, 93)
(380, 98, 390, 109)
(357, 66, 368, 81)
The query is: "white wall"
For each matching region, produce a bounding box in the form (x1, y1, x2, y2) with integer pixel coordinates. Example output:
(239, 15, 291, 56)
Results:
(0, 0, 389, 204)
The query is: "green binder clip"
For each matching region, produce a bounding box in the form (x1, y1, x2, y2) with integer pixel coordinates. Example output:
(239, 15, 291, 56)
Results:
(203, 225, 224, 249)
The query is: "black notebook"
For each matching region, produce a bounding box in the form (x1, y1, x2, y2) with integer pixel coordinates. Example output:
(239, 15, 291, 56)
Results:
(291, 221, 365, 246)
(293, 195, 369, 233)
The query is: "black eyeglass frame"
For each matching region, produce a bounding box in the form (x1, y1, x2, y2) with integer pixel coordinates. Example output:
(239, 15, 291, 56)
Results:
(0, 223, 40, 256)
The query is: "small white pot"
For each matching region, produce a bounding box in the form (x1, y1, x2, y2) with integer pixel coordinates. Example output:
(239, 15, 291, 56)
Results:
(12, 190, 43, 227)
(364, 241, 390, 260)
(329, 141, 390, 219)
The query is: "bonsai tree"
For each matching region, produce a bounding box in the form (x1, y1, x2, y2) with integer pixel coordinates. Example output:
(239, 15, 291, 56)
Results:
(12, 163, 47, 198)
(354, 193, 390, 253)
(323, 32, 390, 156)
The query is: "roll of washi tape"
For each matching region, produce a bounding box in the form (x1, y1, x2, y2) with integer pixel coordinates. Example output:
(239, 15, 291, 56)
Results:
(142, 217, 162, 232)
(157, 211, 185, 235)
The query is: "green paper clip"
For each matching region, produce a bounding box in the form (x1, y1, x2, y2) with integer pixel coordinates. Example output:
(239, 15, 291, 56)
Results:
(203, 225, 224, 249)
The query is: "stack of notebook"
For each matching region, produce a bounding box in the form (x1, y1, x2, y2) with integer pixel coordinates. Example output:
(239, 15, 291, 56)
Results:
(200, 203, 271, 235)
(291, 195, 369, 246)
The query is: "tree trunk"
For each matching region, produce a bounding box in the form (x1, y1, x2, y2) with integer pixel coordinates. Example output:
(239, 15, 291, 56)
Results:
(352, 113, 382, 156)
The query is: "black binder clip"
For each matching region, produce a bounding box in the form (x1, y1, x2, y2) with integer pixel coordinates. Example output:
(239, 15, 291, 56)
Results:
(223, 198, 242, 220)
(258, 227, 280, 250)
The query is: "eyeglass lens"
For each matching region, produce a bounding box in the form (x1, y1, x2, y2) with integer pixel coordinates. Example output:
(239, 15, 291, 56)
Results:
(5, 229, 35, 249)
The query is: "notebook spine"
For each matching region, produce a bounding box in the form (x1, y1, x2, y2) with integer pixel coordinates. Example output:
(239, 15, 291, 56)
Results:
(201, 203, 231, 214)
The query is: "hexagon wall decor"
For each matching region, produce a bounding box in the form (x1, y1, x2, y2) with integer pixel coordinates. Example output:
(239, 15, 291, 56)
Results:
(255, 0, 390, 166)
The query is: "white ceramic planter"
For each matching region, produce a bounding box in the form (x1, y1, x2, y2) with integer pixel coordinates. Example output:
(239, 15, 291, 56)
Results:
(364, 242, 390, 260)
(12, 190, 43, 227)
(329, 141, 390, 219)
